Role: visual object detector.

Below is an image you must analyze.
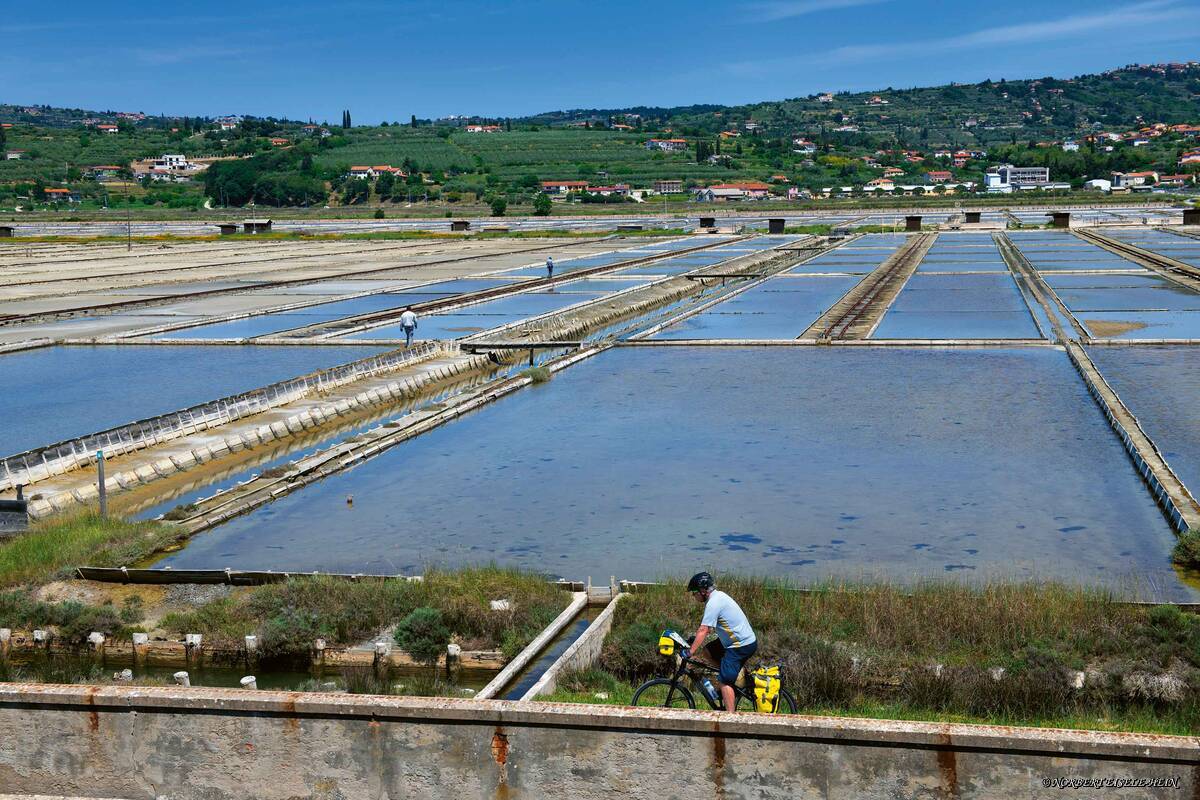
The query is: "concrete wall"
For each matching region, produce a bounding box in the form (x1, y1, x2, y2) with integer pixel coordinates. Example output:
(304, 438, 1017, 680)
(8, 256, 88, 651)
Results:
(1, 684, 1196, 799)
(524, 592, 624, 698)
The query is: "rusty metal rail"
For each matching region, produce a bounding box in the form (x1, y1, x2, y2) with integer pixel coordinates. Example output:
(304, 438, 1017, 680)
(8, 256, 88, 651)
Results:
(809, 233, 933, 340)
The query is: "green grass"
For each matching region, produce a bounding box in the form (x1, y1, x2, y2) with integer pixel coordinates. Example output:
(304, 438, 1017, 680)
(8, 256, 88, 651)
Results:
(0, 514, 180, 588)
(520, 366, 552, 384)
(159, 566, 568, 659)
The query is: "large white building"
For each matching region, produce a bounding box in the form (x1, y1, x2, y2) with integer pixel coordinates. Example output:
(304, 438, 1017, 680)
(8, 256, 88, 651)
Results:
(984, 164, 1057, 193)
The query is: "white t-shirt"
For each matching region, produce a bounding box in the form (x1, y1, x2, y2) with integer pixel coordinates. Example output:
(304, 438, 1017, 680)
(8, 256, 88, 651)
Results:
(399, 310, 418, 328)
(702, 589, 756, 648)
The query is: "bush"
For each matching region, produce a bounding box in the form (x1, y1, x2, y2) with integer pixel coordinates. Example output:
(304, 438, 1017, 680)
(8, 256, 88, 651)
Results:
(520, 366, 551, 384)
(489, 196, 508, 216)
(394, 607, 450, 667)
(1172, 529, 1200, 569)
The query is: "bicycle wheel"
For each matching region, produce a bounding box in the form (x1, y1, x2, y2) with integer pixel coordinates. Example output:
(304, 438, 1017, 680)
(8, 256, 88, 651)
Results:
(734, 685, 798, 714)
(631, 678, 696, 709)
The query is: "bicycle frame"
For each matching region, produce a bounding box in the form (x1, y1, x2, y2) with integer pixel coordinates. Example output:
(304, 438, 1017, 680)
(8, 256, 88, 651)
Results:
(665, 652, 727, 710)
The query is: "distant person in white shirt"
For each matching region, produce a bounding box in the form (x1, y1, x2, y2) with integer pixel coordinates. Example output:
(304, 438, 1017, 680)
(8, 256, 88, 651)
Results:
(686, 571, 757, 712)
(399, 306, 418, 348)
(546, 256, 555, 279)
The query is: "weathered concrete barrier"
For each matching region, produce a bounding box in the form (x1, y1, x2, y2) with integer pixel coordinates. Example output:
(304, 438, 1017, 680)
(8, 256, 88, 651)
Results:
(0, 684, 1195, 798)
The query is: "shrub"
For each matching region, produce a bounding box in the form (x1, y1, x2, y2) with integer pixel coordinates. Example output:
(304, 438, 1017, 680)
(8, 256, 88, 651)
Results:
(520, 366, 551, 384)
(394, 607, 451, 667)
(1172, 529, 1200, 569)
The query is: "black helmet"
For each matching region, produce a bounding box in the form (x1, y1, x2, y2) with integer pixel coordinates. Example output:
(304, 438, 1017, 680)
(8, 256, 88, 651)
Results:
(687, 572, 714, 592)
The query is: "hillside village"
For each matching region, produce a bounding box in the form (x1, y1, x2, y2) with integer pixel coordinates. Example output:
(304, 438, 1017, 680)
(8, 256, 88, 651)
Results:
(2, 63, 1199, 213)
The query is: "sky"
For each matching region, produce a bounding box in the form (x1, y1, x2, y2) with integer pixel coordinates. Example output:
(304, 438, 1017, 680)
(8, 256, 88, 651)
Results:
(3, 0, 1199, 124)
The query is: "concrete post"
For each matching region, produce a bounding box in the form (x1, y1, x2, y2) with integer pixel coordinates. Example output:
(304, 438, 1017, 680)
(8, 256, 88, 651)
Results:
(1183, 208, 1200, 226)
(446, 643, 462, 681)
(240, 676, 258, 690)
(905, 215, 922, 232)
(244, 635, 258, 666)
(173, 671, 190, 687)
(32, 629, 48, 647)
(96, 450, 107, 518)
(185, 633, 202, 666)
(313, 638, 326, 670)
(0, 628, 10, 659)
(132, 632, 149, 666)
(87, 632, 105, 658)
(374, 640, 390, 679)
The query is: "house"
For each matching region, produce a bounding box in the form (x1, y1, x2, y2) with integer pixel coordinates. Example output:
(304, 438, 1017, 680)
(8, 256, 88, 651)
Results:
(541, 180, 589, 194)
(269, 137, 290, 146)
(5, 150, 24, 160)
(712, 181, 771, 199)
(771, 175, 790, 183)
(952, 150, 971, 167)
(792, 139, 816, 154)
(85, 165, 123, 180)
(719, 131, 741, 139)
(1112, 171, 1158, 188)
(216, 117, 239, 131)
(586, 184, 629, 197)
(348, 166, 377, 179)
(860, 156, 880, 168)
(42, 188, 79, 202)
(865, 96, 889, 106)
(883, 167, 905, 178)
(1156, 174, 1193, 187)
(301, 125, 331, 138)
(1062, 141, 1080, 152)
(926, 170, 953, 183)
(865, 178, 895, 191)
(933, 150, 952, 159)
(1084, 179, 1113, 192)
(652, 180, 683, 194)
(465, 124, 502, 133)
(133, 154, 207, 181)
(646, 138, 688, 152)
(833, 124, 859, 133)
(96, 124, 118, 134)
(694, 187, 745, 202)
(1180, 150, 1200, 165)
(817, 93, 834, 103)
(611, 123, 634, 131)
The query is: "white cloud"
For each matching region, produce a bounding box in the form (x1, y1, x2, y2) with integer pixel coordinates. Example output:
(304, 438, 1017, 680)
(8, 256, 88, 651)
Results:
(828, 0, 1200, 63)
(754, 0, 890, 22)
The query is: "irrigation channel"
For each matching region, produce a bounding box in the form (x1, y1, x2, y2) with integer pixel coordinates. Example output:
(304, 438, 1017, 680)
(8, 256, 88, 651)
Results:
(5, 226, 1200, 604)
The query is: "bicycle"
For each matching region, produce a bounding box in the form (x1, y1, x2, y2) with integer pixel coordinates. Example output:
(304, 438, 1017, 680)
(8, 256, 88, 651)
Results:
(631, 630, 797, 713)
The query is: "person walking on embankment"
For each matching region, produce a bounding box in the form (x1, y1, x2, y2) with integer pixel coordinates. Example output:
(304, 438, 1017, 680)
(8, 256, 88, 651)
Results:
(546, 256, 555, 279)
(399, 306, 418, 348)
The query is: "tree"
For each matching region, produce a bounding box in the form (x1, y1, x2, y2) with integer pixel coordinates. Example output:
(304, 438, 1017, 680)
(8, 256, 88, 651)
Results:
(533, 192, 552, 216)
(342, 110, 351, 129)
(490, 195, 508, 216)
(393, 607, 450, 669)
(411, 114, 417, 127)
(0, 125, 6, 152)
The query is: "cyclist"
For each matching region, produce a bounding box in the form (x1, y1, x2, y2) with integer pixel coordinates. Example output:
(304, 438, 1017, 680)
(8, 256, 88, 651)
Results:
(685, 571, 757, 712)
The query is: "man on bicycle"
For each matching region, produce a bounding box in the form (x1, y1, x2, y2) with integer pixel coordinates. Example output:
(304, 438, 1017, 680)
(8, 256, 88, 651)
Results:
(686, 571, 757, 712)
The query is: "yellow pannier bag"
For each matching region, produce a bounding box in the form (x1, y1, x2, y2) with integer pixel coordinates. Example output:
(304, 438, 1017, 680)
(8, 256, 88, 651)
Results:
(658, 634, 676, 656)
(752, 665, 781, 712)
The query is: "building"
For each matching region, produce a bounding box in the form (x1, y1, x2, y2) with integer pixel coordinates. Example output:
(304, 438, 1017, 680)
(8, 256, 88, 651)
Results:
(85, 165, 123, 180)
(1084, 179, 1113, 192)
(465, 124, 502, 133)
(817, 93, 834, 103)
(926, 170, 953, 183)
(883, 167, 905, 178)
(5, 150, 24, 160)
(42, 188, 79, 203)
(646, 138, 688, 152)
(865, 178, 896, 191)
(719, 131, 741, 140)
(693, 187, 746, 202)
(952, 151, 971, 168)
(96, 124, 118, 135)
(699, 181, 771, 200)
(1180, 150, 1200, 166)
(1156, 174, 1193, 187)
(652, 180, 683, 194)
(984, 164, 1052, 193)
(301, 125, 331, 138)
(541, 180, 588, 194)
(132, 154, 207, 182)
(1111, 171, 1158, 188)
(585, 184, 629, 197)
(865, 95, 889, 106)
(1062, 141, 1080, 152)
(269, 137, 290, 146)
(792, 139, 816, 154)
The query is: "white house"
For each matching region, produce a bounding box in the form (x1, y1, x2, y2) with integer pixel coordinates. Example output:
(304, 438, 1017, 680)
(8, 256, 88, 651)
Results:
(646, 138, 688, 152)
(1062, 141, 1080, 152)
(1084, 179, 1112, 192)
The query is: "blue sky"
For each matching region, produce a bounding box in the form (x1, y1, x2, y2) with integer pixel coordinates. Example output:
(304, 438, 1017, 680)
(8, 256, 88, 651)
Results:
(3, 0, 1199, 123)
